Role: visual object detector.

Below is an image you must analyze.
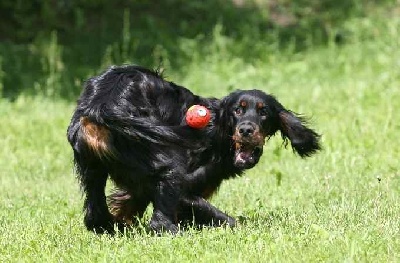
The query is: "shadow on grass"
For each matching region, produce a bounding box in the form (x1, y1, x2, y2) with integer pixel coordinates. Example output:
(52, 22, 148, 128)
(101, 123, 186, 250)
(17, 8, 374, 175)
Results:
(0, 0, 387, 100)
(237, 207, 292, 229)
(105, 208, 293, 237)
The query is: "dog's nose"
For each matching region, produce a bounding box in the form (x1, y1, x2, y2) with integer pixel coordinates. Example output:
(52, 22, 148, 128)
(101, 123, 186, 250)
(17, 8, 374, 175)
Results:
(238, 122, 255, 137)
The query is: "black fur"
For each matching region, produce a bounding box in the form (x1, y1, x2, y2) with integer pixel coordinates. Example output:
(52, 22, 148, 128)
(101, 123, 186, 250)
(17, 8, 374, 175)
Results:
(67, 65, 321, 234)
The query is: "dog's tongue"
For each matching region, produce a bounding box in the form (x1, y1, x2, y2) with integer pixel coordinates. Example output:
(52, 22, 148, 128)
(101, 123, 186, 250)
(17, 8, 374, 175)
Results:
(235, 149, 253, 163)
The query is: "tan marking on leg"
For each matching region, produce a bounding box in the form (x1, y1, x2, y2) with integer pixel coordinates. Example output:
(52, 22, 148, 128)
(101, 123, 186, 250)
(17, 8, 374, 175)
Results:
(80, 117, 114, 158)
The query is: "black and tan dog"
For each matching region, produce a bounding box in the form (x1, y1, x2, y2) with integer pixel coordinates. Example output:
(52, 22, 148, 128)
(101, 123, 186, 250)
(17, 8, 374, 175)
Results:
(67, 65, 320, 234)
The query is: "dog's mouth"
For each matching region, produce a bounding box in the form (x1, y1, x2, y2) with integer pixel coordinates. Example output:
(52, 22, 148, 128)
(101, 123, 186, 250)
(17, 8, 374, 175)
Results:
(233, 142, 263, 169)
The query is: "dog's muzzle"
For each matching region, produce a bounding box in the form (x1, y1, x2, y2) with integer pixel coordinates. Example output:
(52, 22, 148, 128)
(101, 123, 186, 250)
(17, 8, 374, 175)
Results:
(232, 122, 265, 169)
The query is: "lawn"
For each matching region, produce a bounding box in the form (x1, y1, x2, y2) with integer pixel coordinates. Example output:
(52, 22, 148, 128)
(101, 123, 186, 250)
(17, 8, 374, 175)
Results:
(1, 10, 399, 263)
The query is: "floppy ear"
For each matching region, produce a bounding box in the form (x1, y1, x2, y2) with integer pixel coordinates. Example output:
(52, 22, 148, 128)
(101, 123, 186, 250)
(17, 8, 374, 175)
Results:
(277, 110, 321, 157)
(218, 91, 240, 134)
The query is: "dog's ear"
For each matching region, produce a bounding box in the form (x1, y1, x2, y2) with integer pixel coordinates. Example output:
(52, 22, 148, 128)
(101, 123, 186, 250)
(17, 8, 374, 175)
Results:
(277, 109, 321, 157)
(219, 91, 240, 131)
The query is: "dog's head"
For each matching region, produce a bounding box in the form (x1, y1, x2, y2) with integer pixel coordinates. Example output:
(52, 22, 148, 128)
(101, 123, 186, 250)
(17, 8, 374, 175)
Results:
(221, 90, 321, 169)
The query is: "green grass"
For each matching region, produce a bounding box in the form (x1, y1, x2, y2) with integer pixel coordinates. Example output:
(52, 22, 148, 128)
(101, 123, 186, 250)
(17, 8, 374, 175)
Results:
(1, 12, 400, 263)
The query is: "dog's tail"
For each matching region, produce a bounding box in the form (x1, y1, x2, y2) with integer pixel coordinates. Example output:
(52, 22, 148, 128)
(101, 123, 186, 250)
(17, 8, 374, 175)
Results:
(67, 104, 205, 161)
(86, 104, 202, 146)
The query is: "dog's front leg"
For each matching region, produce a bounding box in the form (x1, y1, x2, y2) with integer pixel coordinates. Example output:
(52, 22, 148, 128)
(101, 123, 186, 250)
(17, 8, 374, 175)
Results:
(179, 197, 236, 228)
(149, 179, 180, 234)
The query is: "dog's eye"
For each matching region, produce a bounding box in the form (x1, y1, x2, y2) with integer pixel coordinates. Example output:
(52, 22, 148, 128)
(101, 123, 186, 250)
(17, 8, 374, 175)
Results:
(234, 107, 243, 115)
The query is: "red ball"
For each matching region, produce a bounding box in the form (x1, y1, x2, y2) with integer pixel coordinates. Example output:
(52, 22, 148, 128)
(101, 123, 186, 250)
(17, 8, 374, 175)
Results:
(185, 105, 211, 129)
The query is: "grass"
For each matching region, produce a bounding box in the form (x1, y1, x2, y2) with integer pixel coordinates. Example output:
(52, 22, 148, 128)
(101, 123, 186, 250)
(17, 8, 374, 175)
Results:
(1, 10, 400, 263)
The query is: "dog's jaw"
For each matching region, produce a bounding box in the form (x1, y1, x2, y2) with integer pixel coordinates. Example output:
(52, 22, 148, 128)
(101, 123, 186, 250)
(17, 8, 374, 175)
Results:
(233, 141, 264, 169)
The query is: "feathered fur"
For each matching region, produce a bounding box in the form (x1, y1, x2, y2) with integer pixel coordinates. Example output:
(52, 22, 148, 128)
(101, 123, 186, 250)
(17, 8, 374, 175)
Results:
(67, 65, 321, 234)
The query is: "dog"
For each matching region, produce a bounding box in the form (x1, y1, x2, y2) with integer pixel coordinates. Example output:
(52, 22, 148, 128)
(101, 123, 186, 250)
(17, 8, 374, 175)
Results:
(67, 65, 320, 234)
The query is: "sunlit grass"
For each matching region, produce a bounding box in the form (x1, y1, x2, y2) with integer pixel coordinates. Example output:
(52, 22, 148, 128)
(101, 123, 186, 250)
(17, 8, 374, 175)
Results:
(0, 14, 399, 263)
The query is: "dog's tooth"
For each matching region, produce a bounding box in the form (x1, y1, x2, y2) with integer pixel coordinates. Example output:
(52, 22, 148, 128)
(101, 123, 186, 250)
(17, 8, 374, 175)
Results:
(235, 142, 241, 150)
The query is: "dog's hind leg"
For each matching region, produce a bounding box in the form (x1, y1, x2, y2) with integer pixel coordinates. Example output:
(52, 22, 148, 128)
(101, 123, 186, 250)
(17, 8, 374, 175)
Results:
(74, 153, 114, 234)
(108, 189, 150, 228)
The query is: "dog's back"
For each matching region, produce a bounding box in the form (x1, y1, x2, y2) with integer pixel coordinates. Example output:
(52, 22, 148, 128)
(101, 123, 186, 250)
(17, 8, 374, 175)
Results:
(67, 65, 320, 234)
